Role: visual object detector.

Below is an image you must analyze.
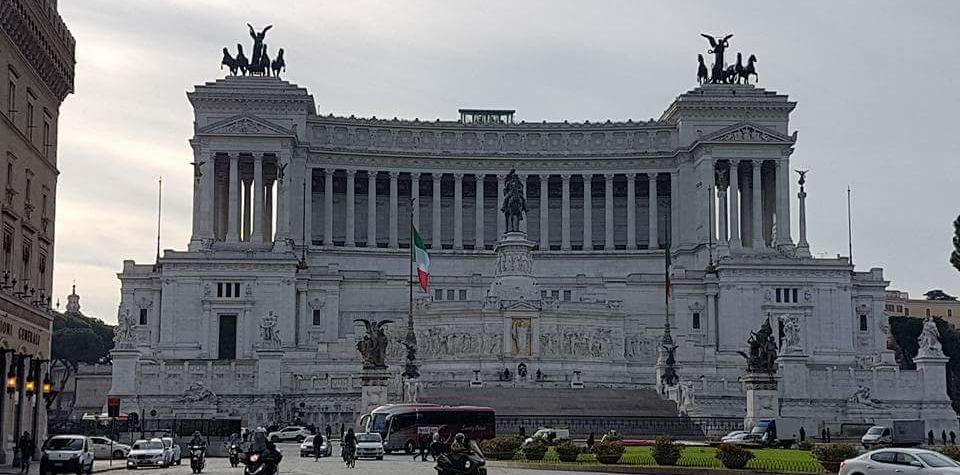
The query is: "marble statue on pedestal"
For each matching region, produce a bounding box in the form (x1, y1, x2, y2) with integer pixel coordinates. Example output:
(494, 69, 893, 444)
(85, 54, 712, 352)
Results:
(918, 317, 944, 358)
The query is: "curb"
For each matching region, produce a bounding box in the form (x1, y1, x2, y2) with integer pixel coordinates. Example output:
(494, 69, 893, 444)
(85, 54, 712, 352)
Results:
(488, 461, 820, 475)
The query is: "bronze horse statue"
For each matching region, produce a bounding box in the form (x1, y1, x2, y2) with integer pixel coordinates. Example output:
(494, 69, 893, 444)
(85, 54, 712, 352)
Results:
(271, 48, 286, 78)
(500, 170, 527, 233)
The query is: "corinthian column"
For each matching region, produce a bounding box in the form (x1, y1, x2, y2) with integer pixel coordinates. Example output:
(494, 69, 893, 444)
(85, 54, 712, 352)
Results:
(453, 173, 463, 249)
(728, 160, 741, 249)
(539, 175, 549, 250)
(432, 173, 442, 249)
(389, 171, 399, 249)
(582, 174, 592, 250)
(345, 169, 356, 247)
(226, 154, 240, 243)
(775, 159, 793, 247)
(648, 173, 659, 250)
(626, 173, 636, 250)
(561, 174, 571, 250)
(367, 171, 377, 248)
(752, 160, 763, 248)
(252, 155, 264, 243)
(475, 174, 484, 249)
(323, 169, 333, 246)
(604, 173, 614, 250)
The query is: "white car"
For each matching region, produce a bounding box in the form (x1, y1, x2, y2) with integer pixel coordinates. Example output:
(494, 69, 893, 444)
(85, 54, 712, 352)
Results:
(720, 431, 748, 442)
(355, 433, 384, 460)
(840, 448, 960, 475)
(127, 438, 169, 469)
(720, 431, 762, 446)
(88, 436, 131, 459)
(40, 435, 95, 475)
(161, 437, 181, 465)
(268, 426, 311, 443)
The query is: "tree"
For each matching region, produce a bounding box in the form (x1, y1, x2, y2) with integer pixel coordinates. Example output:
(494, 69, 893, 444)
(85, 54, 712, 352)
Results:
(952, 214, 960, 273)
(890, 315, 960, 414)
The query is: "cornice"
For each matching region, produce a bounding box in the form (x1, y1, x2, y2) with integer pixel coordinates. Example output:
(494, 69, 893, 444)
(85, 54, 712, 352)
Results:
(0, 0, 75, 102)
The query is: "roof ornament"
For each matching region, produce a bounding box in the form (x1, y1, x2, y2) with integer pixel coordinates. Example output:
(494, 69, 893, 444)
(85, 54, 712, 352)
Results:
(219, 24, 286, 78)
(699, 33, 758, 85)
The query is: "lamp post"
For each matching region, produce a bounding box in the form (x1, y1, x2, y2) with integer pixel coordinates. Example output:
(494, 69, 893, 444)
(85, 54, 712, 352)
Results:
(0, 348, 15, 465)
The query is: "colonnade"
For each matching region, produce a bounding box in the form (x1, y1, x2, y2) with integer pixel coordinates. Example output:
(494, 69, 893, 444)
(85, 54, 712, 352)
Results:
(193, 152, 284, 244)
(711, 158, 792, 250)
(306, 169, 675, 251)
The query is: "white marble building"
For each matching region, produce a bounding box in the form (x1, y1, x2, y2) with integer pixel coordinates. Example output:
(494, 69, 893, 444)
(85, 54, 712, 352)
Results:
(109, 76, 955, 433)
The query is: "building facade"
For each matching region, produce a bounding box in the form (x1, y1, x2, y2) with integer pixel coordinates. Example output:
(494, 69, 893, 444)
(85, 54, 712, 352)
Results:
(110, 75, 955, 434)
(886, 290, 960, 323)
(0, 0, 75, 461)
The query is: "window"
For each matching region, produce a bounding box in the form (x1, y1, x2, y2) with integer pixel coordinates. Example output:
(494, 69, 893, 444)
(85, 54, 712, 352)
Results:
(446, 289, 455, 301)
(434, 289, 443, 300)
(24, 175, 31, 203)
(215, 282, 241, 298)
(949, 309, 954, 318)
(1, 228, 11, 273)
(895, 452, 921, 467)
(458, 289, 467, 300)
(692, 312, 701, 329)
(25, 97, 34, 140)
(870, 452, 896, 464)
(540, 290, 547, 299)
(5, 161, 12, 188)
(551, 290, 559, 299)
(42, 121, 50, 157)
(563, 290, 571, 301)
(139, 308, 148, 325)
(905, 307, 910, 316)
(20, 239, 31, 283)
(41, 194, 47, 217)
(312, 309, 322, 326)
(775, 287, 800, 304)
(926, 308, 931, 317)
(37, 252, 46, 289)
(6, 67, 17, 118)
(859, 314, 868, 332)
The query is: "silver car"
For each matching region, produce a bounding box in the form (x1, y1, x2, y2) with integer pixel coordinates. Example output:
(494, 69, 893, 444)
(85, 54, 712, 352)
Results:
(840, 448, 960, 475)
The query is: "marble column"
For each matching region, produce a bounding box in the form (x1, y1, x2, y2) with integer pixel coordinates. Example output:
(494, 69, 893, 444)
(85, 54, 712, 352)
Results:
(496, 174, 505, 237)
(345, 169, 356, 247)
(670, 172, 678, 250)
(252, 155, 264, 243)
(304, 167, 313, 246)
(705, 158, 716, 245)
(190, 145, 215, 245)
(453, 173, 463, 249)
(275, 154, 291, 243)
(717, 173, 728, 246)
(226, 154, 240, 242)
(626, 173, 636, 249)
(797, 175, 811, 256)
(539, 175, 549, 250)
(432, 173, 442, 249)
(389, 171, 399, 249)
(752, 160, 763, 248)
(519, 174, 528, 234)
(604, 173, 614, 250)
(411, 173, 421, 231)
(264, 180, 273, 241)
(561, 174, 571, 250)
(582, 174, 592, 250)
(728, 160, 741, 249)
(474, 174, 484, 249)
(323, 169, 333, 246)
(367, 171, 377, 248)
(242, 178, 251, 241)
(775, 159, 793, 247)
(648, 173, 659, 250)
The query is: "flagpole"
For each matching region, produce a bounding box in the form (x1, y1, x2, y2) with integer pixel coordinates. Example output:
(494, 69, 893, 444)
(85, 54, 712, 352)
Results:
(404, 197, 419, 382)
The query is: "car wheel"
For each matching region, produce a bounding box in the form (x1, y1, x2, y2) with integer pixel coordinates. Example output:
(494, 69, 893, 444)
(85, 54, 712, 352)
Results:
(404, 440, 415, 454)
(271, 436, 280, 442)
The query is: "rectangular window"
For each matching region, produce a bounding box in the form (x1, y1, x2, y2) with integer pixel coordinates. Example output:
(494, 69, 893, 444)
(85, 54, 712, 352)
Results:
(458, 289, 466, 300)
(42, 121, 50, 157)
(24, 175, 31, 203)
(1, 228, 11, 273)
(217, 282, 224, 298)
(5, 161, 12, 188)
(225, 283, 232, 297)
(37, 252, 46, 289)
(312, 309, 322, 326)
(139, 308, 148, 325)
(20, 239, 31, 282)
(926, 308, 931, 317)
(434, 289, 442, 300)
(692, 312, 701, 330)
(563, 290, 571, 301)
(859, 314, 868, 332)
(905, 307, 910, 316)
(792, 288, 798, 303)
(551, 290, 559, 299)
(234, 282, 240, 297)
(540, 290, 547, 299)
(6, 74, 15, 118)
(775, 288, 782, 303)
(446, 289, 455, 301)
(949, 309, 953, 318)
(26, 100, 34, 140)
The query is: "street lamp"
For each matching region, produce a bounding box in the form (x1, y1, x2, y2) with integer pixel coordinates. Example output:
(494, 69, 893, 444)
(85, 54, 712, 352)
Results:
(41, 374, 52, 400)
(6, 365, 17, 395)
(24, 372, 35, 396)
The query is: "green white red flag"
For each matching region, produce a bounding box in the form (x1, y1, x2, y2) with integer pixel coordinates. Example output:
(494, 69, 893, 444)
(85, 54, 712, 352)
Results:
(413, 227, 430, 292)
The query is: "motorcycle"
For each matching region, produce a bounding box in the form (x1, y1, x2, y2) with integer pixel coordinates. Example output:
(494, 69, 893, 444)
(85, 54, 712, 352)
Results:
(242, 445, 282, 475)
(228, 443, 240, 468)
(189, 445, 206, 474)
(434, 439, 487, 475)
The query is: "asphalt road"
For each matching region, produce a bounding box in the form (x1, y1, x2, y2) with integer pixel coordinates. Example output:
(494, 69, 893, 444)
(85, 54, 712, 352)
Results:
(95, 442, 603, 475)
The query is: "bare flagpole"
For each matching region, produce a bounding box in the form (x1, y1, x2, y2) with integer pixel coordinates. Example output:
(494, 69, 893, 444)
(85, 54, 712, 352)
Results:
(847, 186, 853, 267)
(155, 177, 162, 264)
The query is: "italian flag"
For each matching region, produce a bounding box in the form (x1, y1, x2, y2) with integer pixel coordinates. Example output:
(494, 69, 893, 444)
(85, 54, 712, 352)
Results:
(413, 227, 430, 292)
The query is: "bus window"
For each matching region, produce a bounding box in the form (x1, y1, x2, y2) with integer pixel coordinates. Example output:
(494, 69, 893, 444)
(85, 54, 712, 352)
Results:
(392, 414, 416, 432)
(370, 413, 388, 433)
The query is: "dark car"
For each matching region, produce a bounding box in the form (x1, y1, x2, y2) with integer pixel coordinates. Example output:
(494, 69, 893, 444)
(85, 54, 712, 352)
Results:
(299, 435, 332, 457)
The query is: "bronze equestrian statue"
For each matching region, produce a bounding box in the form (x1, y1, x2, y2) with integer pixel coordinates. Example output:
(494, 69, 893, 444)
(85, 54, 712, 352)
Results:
(500, 170, 527, 233)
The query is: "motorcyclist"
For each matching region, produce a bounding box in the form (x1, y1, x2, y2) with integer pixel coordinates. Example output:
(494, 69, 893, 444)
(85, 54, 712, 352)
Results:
(190, 431, 207, 449)
(445, 433, 471, 469)
(245, 429, 282, 475)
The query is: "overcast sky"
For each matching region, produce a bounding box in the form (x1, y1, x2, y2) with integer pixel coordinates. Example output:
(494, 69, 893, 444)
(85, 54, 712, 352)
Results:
(52, 0, 960, 323)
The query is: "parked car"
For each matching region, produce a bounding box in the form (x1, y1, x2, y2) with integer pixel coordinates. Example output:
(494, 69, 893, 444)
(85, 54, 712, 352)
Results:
(861, 420, 925, 448)
(161, 437, 181, 465)
(721, 432, 762, 446)
(355, 433, 385, 460)
(268, 426, 311, 443)
(88, 436, 131, 459)
(127, 439, 169, 469)
(40, 435, 95, 475)
(720, 431, 748, 443)
(300, 435, 332, 457)
(522, 428, 570, 448)
(840, 448, 960, 475)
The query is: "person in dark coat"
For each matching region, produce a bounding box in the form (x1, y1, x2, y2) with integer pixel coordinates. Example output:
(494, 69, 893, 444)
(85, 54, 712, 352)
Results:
(826, 427, 832, 443)
(17, 432, 34, 474)
(586, 433, 595, 450)
(325, 425, 332, 443)
(929, 430, 935, 446)
(821, 428, 826, 441)
(518, 424, 526, 438)
(314, 434, 324, 461)
(951, 431, 956, 445)
(799, 426, 806, 442)
(942, 430, 948, 446)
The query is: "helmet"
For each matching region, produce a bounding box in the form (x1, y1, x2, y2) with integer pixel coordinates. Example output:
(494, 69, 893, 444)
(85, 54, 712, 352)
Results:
(193, 431, 201, 437)
(455, 433, 465, 443)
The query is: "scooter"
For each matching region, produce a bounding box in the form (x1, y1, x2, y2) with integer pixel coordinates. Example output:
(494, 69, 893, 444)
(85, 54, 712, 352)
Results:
(189, 445, 206, 474)
(434, 440, 487, 475)
(242, 444, 282, 475)
(228, 443, 240, 467)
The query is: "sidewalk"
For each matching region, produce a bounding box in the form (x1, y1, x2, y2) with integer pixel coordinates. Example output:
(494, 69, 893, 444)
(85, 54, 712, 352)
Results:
(0, 460, 126, 475)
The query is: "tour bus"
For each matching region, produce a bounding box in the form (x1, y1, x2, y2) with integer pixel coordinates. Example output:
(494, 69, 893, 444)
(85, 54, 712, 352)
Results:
(361, 404, 496, 453)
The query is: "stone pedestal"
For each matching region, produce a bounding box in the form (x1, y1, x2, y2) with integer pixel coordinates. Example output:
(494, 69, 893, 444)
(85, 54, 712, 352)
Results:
(255, 348, 284, 392)
(743, 373, 779, 431)
(359, 370, 391, 419)
(108, 348, 142, 396)
(777, 354, 809, 399)
(487, 231, 539, 302)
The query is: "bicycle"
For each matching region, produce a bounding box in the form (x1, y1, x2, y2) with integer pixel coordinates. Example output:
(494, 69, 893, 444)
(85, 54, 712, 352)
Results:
(342, 445, 356, 469)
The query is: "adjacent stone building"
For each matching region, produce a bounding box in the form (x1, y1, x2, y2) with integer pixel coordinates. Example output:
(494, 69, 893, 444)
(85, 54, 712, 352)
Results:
(110, 73, 955, 434)
(0, 0, 75, 461)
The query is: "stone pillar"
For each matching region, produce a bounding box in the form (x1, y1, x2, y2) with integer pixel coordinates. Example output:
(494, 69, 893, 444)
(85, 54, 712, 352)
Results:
(561, 174, 571, 250)
(324, 169, 334, 246)
(432, 174, 442, 249)
(107, 348, 141, 397)
(729, 160, 741, 249)
(778, 354, 810, 400)
(190, 145, 215, 247)
(704, 158, 716, 246)
(304, 167, 313, 246)
(717, 178, 728, 246)
(264, 180, 273, 241)
(742, 373, 779, 431)
(367, 171, 377, 248)
(453, 173, 463, 249)
(751, 160, 763, 249)
(411, 173, 420, 231)
(519, 174, 528, 234)
(345, 170, 356, 247)
(775, 159, 793, 248)
(275, 154, 292, 245)
(626, 173, 636, 249)
(582, 174, 592, 250)
(648, 173, 659, 250)
(496, 174, 505, 237)
(475, 174, 484, 249)
(226, 154, 240, 242)
(255, 348, 284, 392)
(389, 171, 399, 249)
(797, 177, 810, 257)
(539, 175, 549, 250)
(358, 370, 391, 424)
(252, 155, 264, 243)
(669, 172, 678, 250)
(604, 173, 614, 250)
(242, 178, 252, 241)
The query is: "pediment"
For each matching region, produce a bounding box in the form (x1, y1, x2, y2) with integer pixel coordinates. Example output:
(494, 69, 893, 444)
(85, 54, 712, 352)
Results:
(501, 300, 541, 311)
(699, 122, 796, 144)
(198, 114, 295, 137)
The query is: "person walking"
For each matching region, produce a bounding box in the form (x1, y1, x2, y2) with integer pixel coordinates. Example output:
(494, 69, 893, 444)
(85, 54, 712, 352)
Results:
(325, 425, 332, 443)
(414, 431, 429, 462)
(942, 430, 948, 446)
(518, 424, 526, 438)
(799, 426, 806, 442)
(586, 432, 595, 450)
(928, 430, 935, 446)
(951, 431, 956, 445)
(340, 423, 345, 441)
(17, 431, 34, 475)
(314, 434, 324, 461)
(826, 427, 832, 443)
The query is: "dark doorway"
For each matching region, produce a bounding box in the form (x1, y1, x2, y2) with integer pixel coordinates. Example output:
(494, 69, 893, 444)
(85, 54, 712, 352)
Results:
(218, 314, 237, 359)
